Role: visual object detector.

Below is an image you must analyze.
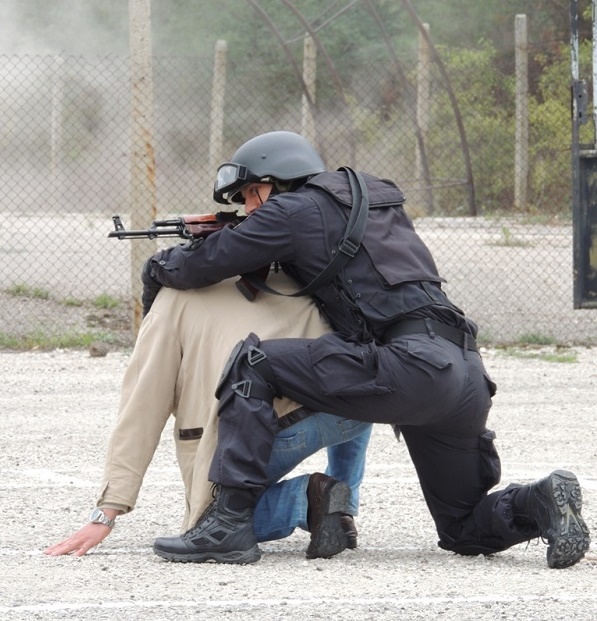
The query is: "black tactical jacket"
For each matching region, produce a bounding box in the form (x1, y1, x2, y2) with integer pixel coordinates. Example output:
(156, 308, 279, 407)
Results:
(150, 170, 471, 340)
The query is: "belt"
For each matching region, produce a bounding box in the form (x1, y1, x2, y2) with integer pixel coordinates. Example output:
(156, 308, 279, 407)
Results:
(278, 406, 315, 430)
(381, 318, 479, 353)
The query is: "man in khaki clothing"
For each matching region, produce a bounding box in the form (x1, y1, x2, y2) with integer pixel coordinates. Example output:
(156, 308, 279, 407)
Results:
(45, 271, 372, 561)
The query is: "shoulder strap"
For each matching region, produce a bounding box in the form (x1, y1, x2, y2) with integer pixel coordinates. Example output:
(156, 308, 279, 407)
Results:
(241, 166, 369, 298)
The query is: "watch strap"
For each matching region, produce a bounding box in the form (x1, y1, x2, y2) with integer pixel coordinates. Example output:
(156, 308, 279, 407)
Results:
(89, 508, 115, 528)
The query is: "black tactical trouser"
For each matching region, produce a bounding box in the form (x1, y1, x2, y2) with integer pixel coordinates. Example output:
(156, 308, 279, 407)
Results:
(211, 330, 538, 555)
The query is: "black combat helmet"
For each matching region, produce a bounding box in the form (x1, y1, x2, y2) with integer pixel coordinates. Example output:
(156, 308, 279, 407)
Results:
(213, 131, 326, 204)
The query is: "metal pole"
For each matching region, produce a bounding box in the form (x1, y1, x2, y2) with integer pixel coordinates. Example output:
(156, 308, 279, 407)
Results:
(570, 0, 582, 308)
(128, 0, 158, 334)
(415, 23, 433, 214)
(593, 0, 597, 144)
(208, 40, 227, 177)
(301, 35, 316, 144)
(514, 14, 529, 212)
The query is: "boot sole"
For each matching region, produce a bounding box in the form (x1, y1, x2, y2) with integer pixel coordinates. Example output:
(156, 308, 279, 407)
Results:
(153, 544, 261, 565)
(545, 470, 591, 569)
(306, 480, 350, 560)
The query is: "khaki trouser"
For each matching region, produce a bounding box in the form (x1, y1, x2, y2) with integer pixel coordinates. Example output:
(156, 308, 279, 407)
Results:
(97, 272, 330, 530)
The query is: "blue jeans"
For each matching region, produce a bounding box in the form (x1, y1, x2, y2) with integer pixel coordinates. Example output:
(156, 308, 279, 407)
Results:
(253, 413, 372, 542)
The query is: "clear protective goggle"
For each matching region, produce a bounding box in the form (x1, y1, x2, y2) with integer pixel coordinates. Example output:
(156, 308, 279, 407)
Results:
(215, 163, 248, 193)
(214, 163, 260, 204)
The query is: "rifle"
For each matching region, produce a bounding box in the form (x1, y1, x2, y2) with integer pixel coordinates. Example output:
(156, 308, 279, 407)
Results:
(108, 211, 267, 301)
(108, 211, 245, 241)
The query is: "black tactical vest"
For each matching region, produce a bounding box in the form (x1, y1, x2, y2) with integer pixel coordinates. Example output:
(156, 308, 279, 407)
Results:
(296, 171, 463, 339)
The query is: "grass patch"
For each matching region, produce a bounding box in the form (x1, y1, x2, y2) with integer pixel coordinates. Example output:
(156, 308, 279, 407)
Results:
(6, 283, 50, 299)
(92, 294, 120, 309)
(63, 297, 84, 307)
(501, 348, 577, 363)
(0, 330, 118, 351)
(490, 226, 531, 248)
(496, 334, 577, 363)
(518, 333, 557, 346)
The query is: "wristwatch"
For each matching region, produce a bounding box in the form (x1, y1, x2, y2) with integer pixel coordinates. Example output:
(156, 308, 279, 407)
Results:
(89, 507, 115, 528)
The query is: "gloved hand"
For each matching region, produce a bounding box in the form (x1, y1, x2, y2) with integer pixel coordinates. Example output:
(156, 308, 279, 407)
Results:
(141, 241, 203, 315)
(141, 255, 163, 317)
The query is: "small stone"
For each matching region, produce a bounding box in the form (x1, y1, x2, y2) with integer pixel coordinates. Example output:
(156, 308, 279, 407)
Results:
(89, 342, 109, 357)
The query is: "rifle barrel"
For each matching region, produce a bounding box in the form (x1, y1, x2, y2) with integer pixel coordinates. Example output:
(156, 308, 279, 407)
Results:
(107, 228, 184, 239)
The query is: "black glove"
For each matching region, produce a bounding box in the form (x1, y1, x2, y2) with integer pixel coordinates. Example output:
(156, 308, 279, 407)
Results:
(141, 256, 162, 317)
(141, 240, 204, 316)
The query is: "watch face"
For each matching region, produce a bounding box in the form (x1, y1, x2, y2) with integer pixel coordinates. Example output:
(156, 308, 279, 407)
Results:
(89, 508, 113, 526)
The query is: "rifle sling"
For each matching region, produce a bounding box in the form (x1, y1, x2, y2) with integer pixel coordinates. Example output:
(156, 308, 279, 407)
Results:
(242, 166, 369, 298)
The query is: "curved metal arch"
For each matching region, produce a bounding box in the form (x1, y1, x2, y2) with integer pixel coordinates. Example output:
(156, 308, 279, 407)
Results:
(247, 0, 358, 166)
(278, 0, 362, 166)
(279, 0, 347, 100)
(361, 0, 434, 212)
(285, 1, 360, 45)
(400, 0, 477, 216)
(244, 0, 317, 111)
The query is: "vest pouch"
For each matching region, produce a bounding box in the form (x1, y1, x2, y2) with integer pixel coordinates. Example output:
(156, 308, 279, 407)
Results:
(356, 281, 445, 323)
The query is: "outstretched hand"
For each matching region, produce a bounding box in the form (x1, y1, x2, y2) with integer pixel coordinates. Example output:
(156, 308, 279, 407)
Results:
(44, 523, 112, 557)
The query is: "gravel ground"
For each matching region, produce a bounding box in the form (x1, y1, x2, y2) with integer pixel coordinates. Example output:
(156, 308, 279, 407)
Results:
(1, 345, 597, 620)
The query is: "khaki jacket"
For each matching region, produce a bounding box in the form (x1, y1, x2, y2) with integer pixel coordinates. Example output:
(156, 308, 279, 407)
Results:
(97, 272, 330, 530)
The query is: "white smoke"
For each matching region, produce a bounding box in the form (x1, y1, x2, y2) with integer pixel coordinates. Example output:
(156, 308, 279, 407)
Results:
(0, 0, 128, 56)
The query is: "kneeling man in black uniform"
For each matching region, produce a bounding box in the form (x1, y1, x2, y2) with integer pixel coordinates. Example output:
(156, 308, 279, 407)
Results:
(143, 130, 590, 568)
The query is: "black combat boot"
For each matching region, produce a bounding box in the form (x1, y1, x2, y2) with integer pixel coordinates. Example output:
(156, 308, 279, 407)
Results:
(153, 486, 261, 564)
(306, 473, 350, 559)
(514, 469, 590, 569)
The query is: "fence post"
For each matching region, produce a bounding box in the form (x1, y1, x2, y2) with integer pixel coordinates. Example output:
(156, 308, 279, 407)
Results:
(208, 40, 227, 176)
(301, 35, 316, 144)
(128, 0, 158, 335)
(416, 22, 433, 214)
(514, 14, 529, 212)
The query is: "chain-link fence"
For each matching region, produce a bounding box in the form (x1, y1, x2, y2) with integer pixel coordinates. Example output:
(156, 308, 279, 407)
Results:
(0, 25, 595, 349)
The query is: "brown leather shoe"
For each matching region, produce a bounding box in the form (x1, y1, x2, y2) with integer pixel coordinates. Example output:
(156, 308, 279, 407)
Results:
(340, 514, 358, 549)
(306, 473, 350, 559)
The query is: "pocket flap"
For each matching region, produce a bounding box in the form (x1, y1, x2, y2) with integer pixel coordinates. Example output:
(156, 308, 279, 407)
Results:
(407, 341, 452, 369)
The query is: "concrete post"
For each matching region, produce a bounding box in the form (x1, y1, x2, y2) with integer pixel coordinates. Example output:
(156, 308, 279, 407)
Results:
(415, 22, 432, 214)
(301, 35, 316, 144)
(514, 14, 529, 212)
(208, 40, 227, 177)
(128, 0, 158, 334)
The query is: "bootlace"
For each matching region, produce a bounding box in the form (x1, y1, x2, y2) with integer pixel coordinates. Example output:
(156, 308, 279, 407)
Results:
(181, 502, 217, 540)
(182, 492, 219, 539)
(523, 537, 544, 552)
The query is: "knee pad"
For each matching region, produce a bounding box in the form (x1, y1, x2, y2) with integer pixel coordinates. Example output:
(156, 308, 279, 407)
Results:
(216, 338, 247, 399)
(215, 333, 280, 403)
